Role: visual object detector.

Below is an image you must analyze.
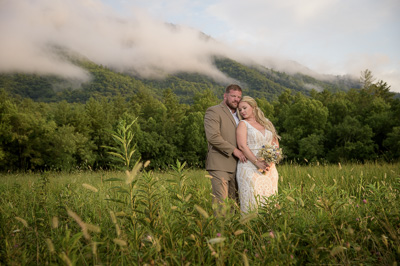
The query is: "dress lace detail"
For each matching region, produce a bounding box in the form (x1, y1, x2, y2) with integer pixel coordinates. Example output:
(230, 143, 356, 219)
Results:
(236, 120, 279, 213)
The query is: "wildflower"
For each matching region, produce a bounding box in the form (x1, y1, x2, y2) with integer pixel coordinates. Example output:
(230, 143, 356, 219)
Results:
(356, 204, 359, 208)
(216, 233, 221, 237)
(363, 199, 367, 204)
(290, 254, 294, 259)
(244, 249, 248, 253)
(269, 231, 275, 238)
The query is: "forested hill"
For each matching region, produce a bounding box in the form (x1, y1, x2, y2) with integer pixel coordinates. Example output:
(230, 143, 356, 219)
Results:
(0, 56, 361, 103)
(1, 54, 400, 171)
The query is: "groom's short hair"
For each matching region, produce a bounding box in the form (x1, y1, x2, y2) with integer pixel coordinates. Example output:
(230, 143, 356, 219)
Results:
(225, 84, 242, 93)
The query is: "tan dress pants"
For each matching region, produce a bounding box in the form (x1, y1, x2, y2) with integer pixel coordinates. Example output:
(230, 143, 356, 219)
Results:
(208, 170, 238, 204)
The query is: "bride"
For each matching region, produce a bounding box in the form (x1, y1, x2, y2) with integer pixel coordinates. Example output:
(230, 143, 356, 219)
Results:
(236, 96, 280, 213)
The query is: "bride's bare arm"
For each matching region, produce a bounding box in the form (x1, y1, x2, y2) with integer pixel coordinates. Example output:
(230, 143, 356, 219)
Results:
(272, 137, 279, 148)
(236, 121, 268, 171)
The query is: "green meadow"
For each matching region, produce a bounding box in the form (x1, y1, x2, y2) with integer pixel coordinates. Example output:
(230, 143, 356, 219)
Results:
(1, 162, 399, 265)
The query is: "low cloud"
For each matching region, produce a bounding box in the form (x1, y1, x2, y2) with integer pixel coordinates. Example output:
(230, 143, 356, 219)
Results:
(1, 0, 398, 93)
(205, 0, 400, 92)
(0, 0, 241, 83)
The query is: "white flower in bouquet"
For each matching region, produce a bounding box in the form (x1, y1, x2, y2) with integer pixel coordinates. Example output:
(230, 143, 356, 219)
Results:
(258, 143, 284, 165)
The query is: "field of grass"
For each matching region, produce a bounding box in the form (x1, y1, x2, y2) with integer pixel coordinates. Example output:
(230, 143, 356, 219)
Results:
(0, 161, 399, 265)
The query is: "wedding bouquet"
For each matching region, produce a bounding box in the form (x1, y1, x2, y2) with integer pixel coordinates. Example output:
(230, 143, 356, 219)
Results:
(257, 143, 284, 165)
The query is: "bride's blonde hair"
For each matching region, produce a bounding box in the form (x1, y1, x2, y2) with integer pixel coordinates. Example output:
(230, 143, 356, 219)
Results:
(238, 96, 280, 140)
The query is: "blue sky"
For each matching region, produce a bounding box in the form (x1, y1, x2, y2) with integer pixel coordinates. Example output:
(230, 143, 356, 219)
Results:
(1, 0, 399, 92)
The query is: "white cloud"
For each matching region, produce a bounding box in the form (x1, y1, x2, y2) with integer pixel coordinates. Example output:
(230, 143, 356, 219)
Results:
(0, 0, 399, 92)
(0, 0, 243, 83)
(204, 0, 400, 91)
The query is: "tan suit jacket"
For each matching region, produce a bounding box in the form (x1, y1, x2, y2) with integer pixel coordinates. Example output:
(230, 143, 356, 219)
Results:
(204, 102, 238, 173)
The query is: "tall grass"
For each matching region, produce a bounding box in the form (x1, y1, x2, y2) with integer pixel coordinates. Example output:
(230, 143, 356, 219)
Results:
(0, 162, 399, 265)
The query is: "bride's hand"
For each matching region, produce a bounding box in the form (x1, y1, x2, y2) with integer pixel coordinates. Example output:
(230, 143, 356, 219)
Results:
(255, 160, 269, 172)
(265, 163, 271, 172)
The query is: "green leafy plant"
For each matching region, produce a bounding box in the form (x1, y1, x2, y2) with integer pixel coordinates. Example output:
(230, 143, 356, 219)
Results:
(1, 162, 399, 264)
(103, 118, 138, 170)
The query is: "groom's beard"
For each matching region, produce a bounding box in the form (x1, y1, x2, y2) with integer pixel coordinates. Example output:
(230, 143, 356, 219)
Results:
(225, 100, 239, 110)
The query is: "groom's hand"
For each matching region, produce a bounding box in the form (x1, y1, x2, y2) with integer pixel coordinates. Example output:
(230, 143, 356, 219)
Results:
(233, 148, 247, 163)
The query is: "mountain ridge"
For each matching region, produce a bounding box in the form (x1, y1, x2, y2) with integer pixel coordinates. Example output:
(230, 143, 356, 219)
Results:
(0, 55, 363, 103)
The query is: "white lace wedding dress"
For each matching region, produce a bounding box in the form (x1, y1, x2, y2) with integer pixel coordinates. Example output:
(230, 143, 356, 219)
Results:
(236, 120, 279, 213)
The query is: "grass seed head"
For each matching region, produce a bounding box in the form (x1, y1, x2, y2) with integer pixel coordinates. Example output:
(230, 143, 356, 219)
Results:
(240, 212, 257, 224)
(45, 238, 55, 253)
(126, 161, 143, 185)
(15, 217, 28, 228)
(52, 216, 59, 229)
(286, 196, 295, 202)
(61, 252, 73, 266)
(194, 204, 209, 219)
(110, 210, 121, 236)
(82, 183, 98, 193)
(234, 229, 244, 236)
(85, 223, 101, 233)
(208, 237, 226, 244)
(66, 207, 90, 240)
(330, 246, 344, 256)
(242, 252, 249, 266)
(109, 211, 117, 224)
(381, 235, 388, 247)
(92, 241, 98, 255)
(113, 238, 127, 246)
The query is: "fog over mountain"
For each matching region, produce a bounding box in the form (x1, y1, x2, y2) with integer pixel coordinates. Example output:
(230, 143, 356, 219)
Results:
(0, 0, 241, 82)
(0, 0, 367, 87)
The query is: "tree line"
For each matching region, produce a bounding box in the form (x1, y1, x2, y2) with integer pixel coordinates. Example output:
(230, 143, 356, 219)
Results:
(1, 74, 399, 171)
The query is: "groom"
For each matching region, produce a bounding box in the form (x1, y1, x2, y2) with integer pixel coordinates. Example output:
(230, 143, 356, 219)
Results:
(204, 84, 247, 207)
